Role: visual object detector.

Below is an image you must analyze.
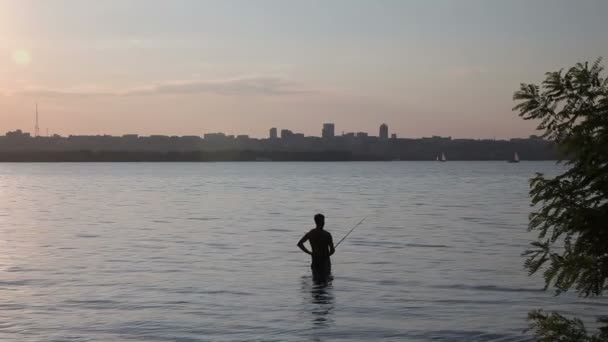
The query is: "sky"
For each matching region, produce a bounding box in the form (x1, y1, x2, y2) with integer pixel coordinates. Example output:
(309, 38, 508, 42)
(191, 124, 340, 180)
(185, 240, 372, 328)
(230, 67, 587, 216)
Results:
(1, 0, 607, 139)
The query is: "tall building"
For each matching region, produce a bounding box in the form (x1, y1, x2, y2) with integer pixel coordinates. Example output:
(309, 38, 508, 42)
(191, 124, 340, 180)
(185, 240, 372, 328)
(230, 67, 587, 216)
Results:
(322, 123, 335, 139)
(379, 123, 389, 140)
(281, 129, 293, 139)
(269, 127, 278, 139)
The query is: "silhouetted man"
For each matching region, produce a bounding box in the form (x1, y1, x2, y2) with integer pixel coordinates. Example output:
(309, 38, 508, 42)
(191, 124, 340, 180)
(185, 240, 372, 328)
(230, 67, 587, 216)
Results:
(298, 214, 335, 283)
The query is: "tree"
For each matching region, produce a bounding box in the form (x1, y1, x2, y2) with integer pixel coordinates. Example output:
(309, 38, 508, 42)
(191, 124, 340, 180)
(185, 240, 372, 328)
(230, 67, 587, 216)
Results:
(513, 58, 608, 341)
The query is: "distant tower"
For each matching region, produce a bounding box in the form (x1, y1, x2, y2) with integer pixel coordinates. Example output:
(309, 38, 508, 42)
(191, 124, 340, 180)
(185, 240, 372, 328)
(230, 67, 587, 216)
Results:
(322, 123, 335, 139)
(379, 123, 388, 140)
(269, 127, 278, 139)
(35, 103, 40, 137)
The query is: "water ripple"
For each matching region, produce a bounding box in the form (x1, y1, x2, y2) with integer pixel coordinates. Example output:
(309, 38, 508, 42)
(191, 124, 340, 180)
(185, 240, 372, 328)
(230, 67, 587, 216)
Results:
(0, 161, 586, 341)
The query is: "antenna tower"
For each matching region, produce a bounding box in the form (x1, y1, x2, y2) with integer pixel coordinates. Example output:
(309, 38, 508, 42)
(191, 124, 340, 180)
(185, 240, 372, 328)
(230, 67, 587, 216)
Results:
(35, 103, 40, 137)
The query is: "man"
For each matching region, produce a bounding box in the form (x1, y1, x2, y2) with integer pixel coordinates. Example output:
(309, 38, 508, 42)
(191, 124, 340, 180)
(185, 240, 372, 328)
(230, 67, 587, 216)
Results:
(297, 214, 335, 283)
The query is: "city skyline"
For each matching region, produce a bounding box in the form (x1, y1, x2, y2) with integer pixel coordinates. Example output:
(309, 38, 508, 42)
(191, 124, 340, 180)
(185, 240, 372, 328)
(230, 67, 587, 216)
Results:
(4, 119, 539, 141)
(0, 123, 555, 162)
(5, 121, 395, 139)
(1, 1, 608, 138)
(4, 100, 551, 140)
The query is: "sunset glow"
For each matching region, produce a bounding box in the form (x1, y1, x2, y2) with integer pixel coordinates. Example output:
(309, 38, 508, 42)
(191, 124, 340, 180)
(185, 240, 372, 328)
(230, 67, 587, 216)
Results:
(0, 1, 607, 138)
(11, 49, 31, 66)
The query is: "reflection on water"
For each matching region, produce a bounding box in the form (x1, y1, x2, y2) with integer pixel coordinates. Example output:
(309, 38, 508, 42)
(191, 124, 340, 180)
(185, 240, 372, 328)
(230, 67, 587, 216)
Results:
(301, 276, 335, 340)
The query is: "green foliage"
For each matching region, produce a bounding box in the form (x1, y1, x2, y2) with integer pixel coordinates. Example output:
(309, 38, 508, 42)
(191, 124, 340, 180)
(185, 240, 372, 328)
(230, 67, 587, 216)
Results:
(513, 58, 608, 340)
(527, 310, 608, 342)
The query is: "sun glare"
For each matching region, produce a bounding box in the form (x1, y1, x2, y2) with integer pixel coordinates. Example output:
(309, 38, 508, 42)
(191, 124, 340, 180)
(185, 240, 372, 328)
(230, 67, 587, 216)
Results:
(12, 49, 31, 66)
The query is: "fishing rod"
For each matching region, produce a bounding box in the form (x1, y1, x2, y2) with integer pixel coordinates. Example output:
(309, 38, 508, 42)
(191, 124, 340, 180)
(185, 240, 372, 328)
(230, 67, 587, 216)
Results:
(335, 216, 367, 248)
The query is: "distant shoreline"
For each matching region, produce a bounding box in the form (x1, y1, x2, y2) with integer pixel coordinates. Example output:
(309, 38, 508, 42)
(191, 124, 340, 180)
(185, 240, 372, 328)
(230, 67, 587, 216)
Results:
(1, 131, 558, 162)
(0, 150, 559, 163)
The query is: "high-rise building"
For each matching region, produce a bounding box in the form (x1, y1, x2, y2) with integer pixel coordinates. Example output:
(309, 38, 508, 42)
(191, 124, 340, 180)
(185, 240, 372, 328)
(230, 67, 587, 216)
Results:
(281, 129, 293, 139)
(379, 123, 389, 140)
(322, 123, 335, 139)
(269, 127, 278, 139)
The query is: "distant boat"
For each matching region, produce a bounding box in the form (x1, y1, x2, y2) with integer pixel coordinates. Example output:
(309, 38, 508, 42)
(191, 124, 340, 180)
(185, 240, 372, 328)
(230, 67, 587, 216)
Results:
(508, 152, 520, 163)
(439, 152, 446, 162)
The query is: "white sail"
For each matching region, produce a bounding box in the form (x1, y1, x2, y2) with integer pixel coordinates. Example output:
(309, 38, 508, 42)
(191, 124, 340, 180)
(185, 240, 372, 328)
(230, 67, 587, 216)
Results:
(514, 152, 519, 162)
(440, 153, 446, 161)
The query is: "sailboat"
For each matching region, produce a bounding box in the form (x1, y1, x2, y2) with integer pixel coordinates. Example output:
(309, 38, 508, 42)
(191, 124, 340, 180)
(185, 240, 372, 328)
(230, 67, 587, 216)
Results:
(439, 152, 446, 162)
(508, 152, 520, 163)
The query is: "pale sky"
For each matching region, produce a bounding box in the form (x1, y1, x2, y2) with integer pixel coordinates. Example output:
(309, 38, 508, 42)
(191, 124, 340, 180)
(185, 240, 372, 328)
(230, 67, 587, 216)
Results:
(1, 0, 607, 138)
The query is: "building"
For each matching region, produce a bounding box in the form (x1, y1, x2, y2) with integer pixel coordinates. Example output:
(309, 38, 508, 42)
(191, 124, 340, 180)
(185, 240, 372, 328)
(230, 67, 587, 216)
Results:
(322, 123, 335, 139)
(5, 130, 31, 138)
(269, 127, 278, 139)
(356, 132, 368, 138)
(281, 129, 293, 139)
(379, 123, 389, 140)
(391, 133, 397, 139)
(204, 133, 228, 142)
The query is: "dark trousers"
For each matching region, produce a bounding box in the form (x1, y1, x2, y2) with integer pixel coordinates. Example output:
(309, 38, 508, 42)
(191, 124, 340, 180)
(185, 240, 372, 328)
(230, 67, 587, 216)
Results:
(311, 256, 331, 283)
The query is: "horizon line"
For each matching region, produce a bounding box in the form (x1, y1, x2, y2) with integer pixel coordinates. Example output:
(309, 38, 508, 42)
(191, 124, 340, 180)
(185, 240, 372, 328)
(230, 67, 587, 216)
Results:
(3, 128, 543, 141)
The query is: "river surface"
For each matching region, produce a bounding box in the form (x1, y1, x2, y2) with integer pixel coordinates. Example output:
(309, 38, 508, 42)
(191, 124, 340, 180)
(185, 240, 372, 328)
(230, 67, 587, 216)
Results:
(0, 162, 604, 341)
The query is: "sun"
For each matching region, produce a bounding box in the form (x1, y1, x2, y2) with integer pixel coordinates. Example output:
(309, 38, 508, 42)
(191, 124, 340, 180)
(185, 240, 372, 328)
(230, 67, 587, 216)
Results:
(12, 49, 31, 66)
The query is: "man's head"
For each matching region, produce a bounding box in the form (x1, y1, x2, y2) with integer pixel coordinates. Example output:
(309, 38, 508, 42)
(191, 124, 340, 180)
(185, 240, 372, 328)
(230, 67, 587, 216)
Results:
(314, 214, 325, 229)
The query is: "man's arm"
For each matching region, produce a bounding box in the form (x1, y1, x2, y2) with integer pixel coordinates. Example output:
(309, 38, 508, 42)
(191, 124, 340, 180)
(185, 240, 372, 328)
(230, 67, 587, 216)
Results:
(328, 233, 335, 256)
(297, 233, 312, 255)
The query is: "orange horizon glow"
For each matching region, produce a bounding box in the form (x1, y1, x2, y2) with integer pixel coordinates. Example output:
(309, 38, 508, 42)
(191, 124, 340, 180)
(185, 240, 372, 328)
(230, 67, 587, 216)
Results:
(1, 1, 606, 139)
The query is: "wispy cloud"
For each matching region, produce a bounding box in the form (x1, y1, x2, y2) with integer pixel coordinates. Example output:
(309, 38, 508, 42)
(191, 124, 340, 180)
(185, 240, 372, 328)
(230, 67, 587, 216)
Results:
(447, 66, 488, 77)
(12, 76, 310, 98)
(15, 88, 113, 98)
(122, 76, 305, 96)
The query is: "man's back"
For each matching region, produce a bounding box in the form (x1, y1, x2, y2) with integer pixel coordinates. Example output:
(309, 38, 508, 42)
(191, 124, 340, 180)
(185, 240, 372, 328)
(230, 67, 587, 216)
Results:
(306, 228, 333, 259)
(297, 214, 335, 283)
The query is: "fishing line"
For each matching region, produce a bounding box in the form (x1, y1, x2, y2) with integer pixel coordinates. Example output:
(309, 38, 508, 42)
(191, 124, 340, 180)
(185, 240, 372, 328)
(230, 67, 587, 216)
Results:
(335, 216, 367, 248)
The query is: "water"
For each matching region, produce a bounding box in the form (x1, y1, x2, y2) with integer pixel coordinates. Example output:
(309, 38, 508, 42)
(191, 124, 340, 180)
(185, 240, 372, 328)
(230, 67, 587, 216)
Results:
(0, 162, 604, 341)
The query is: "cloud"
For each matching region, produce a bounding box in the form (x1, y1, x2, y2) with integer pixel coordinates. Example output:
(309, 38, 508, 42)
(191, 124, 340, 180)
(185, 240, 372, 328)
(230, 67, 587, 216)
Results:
(14, 76, 310, 98)
(122, 76, 305, 96)
(15, 88, 113, 98)
(447, 66, 488, 77)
